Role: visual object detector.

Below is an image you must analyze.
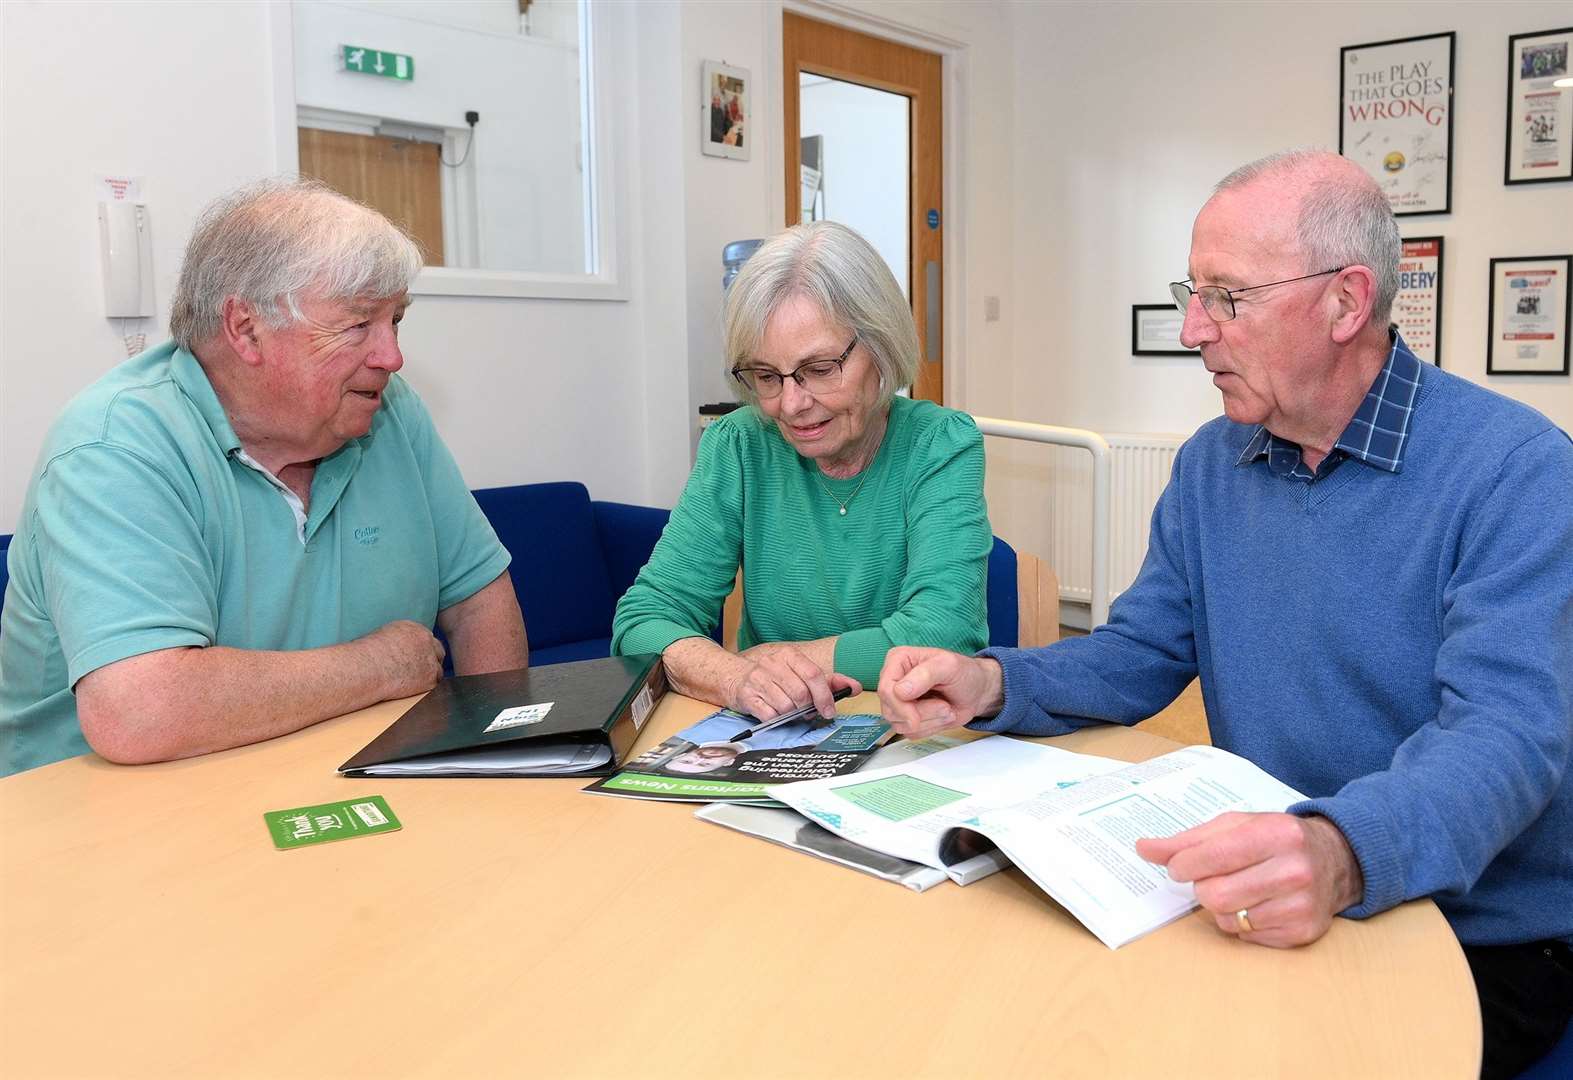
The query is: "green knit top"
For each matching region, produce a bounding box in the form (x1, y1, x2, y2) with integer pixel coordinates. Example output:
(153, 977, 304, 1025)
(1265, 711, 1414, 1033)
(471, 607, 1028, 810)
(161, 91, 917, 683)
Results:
(611, 395, 990, 687)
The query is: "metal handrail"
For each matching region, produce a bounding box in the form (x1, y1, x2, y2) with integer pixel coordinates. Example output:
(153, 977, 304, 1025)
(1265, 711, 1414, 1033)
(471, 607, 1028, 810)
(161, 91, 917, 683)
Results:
(971, 416, 1112, 628)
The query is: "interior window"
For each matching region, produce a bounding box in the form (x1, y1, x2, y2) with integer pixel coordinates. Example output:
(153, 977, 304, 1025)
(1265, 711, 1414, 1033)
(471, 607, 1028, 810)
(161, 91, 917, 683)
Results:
(293, 0, 592, 275)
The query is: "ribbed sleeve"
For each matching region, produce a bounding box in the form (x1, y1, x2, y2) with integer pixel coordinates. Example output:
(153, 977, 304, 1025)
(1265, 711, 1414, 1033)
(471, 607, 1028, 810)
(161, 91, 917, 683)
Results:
(610, 421, 747, 659)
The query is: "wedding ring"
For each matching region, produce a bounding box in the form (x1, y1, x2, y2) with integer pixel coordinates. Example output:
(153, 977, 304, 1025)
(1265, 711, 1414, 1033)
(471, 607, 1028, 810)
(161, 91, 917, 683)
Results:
(1235, 908, 1255, 934)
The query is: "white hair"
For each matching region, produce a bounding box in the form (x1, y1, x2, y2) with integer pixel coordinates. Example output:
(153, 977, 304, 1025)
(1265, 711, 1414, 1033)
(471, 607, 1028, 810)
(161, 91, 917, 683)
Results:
(169, 177, 423, 350)
(722, 220, 919, 407)
(1217, 149, 1401, 324)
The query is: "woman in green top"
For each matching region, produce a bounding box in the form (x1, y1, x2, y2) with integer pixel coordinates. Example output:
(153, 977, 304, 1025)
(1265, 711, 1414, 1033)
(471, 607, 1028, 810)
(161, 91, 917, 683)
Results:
(612, 221, 990, 721)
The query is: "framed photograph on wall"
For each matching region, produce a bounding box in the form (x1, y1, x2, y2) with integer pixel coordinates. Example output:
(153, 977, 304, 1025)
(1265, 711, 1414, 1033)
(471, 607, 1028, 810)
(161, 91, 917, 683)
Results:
(702, 60, 750, 161)
(1131, 304, 1197, 356)
(1340, 32, 1455, 215)
(1394, 236, 1444, 365)
(1505, 27, 1573, 185)
(1486, 254, 1570, 375)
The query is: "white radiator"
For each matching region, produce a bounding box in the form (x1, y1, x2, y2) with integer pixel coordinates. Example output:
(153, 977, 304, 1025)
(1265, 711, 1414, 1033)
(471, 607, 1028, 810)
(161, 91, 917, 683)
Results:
(1050, 434, 1185, 608)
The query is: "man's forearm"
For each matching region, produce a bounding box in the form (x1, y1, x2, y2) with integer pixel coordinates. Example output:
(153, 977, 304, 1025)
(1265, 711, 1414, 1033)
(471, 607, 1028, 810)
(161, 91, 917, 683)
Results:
(75, 629, 437, 765)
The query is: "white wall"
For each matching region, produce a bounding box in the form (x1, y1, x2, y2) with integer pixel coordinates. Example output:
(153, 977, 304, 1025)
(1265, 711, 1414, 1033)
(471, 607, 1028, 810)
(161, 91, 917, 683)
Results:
(1012, 0, 1572, 436)
(347, 0, 522, 38)
(0, 0, 691, 534)
(0, 0, 283, 534)
(677, 0, 777, 451)
(992, 0, 1573, 576)
(0, 0, 1024, 537)
(21, 0, 1549, 571)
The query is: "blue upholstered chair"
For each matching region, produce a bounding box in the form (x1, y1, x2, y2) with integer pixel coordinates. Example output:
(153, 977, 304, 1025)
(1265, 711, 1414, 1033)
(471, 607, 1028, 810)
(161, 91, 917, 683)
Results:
(716, 534, 1060, 653)
(0, 532, 10, 624)
(1518, 1022, 1573, 1079)
(470, 482, 674, 667)
(987, 535, 1060, 649)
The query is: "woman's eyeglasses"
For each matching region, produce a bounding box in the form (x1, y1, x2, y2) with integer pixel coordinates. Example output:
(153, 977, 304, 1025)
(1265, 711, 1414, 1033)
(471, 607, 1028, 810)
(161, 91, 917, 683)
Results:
(731, 335, 858, 398)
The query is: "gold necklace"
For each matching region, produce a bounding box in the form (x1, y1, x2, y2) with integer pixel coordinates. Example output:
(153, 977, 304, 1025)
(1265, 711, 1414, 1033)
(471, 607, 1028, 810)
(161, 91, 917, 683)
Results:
(815, 469, 869, 516)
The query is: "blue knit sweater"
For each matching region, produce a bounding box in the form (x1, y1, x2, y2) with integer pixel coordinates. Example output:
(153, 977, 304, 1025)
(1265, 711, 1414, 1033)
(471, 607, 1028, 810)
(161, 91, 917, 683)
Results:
(976, 356, 1573, 947)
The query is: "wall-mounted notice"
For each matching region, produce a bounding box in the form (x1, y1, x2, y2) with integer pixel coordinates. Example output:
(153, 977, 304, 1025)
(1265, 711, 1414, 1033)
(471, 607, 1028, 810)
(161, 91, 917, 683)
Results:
(1394, 236, 1444, 365)
(1505, 27, 1573, 184)
(1340, 32, 1455, 216)
(1487, 255, 1570, 375)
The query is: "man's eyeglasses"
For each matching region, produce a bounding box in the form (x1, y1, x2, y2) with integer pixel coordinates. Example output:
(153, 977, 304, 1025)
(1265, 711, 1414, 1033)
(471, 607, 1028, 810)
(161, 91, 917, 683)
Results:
(731, 335, 858, 399)
(1169, 267, 1346, 323)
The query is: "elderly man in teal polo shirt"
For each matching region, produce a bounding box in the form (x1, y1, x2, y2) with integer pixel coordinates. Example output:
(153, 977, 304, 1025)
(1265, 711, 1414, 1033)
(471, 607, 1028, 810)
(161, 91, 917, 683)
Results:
(0, 179, 528, 775)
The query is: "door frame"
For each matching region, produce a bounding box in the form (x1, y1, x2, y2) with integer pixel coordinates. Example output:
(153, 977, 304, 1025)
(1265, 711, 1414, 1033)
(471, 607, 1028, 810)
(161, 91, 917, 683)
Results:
(762, 0, 971, 408)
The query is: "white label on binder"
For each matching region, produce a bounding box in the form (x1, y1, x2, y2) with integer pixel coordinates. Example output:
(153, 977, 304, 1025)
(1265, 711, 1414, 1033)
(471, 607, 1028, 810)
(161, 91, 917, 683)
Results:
(485, 702, 555, 732)
(631, 685, 655, 730)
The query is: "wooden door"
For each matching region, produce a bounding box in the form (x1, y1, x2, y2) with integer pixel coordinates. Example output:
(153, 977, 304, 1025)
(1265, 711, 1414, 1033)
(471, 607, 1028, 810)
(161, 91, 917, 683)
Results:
(783, 12, 943, 403)
(298, 128, 445, 266)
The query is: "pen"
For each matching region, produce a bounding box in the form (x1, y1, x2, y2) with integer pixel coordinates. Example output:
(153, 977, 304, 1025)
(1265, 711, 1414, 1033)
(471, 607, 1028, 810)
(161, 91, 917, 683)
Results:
(736, 686, 853, 740)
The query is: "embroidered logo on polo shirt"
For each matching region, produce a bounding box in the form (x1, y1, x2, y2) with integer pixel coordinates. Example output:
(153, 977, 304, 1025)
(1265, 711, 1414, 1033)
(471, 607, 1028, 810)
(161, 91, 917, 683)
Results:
(354, 525, 381, 546)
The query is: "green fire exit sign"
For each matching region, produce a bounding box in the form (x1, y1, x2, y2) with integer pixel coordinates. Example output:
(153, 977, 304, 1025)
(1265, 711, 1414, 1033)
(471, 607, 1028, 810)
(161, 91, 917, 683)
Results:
(341, 45, 414, 81)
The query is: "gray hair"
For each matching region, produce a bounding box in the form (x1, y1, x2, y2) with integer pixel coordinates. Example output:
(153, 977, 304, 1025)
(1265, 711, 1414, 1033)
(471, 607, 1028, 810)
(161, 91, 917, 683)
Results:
(723, 220, 919, 407)
(1217, 149, 1400, 324)
(169, 177, 423, 350)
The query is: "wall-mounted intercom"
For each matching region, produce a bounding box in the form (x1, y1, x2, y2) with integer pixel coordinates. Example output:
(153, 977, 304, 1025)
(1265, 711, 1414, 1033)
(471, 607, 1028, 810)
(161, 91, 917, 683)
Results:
(98, 200, 155, 318)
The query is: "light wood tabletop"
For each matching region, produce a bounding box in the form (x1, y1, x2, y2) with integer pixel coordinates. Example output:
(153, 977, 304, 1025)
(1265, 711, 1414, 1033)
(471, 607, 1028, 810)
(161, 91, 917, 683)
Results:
(0, 689, 1480, 1078)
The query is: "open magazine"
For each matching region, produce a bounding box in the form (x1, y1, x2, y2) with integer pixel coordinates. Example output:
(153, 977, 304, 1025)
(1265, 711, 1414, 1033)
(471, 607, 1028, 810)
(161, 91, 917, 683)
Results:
(582, 708, 892, 805)
(767, 736, 1306, 949)
(696, 735, 1124, 891)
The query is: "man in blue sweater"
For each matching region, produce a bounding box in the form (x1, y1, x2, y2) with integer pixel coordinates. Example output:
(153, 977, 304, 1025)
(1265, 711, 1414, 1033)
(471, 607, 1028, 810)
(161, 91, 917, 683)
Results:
(879, 150, 1572, 1079)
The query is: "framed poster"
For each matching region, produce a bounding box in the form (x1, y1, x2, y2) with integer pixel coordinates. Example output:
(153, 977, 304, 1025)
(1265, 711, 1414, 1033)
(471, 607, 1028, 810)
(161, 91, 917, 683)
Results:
(702, 60, 750, 161)
(1505, 27, 1573, 185)
(1340, 32, 1455, 215)
(1394, 236, 1444, 365)
(1131, 304, 1197, 356)
(1486, 255, 1570, 375)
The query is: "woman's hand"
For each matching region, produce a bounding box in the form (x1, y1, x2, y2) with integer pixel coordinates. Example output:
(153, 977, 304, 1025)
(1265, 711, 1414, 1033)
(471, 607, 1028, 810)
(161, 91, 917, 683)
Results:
(726, 642, 860, 720)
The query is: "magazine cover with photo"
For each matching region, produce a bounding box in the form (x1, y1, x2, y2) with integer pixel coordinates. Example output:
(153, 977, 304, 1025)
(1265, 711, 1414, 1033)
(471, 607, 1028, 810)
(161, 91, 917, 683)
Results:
(583, 707, 891, 804)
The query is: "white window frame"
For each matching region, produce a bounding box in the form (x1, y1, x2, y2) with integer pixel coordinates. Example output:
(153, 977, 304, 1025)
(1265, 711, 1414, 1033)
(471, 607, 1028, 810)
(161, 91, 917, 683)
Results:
(267, 0, 628, 302)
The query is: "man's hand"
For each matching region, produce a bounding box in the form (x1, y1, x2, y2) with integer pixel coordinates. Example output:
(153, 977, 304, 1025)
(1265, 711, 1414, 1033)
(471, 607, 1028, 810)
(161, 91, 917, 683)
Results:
(1135, 812, 1364, 948)
(727, 642, 859, 720)
(357, 620, 446, 700)
(877, 647, 1005, 738)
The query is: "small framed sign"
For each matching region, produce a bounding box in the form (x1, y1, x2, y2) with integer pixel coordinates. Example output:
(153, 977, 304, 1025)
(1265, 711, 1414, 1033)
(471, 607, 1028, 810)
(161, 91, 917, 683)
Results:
(702, 60, 750, 161)
(1486, 254, 1570, 375)
(1505, 27, 1573, 185)
(1340, 31, 1455, 215)
(1394, 236, 1444, 365)
(1131, 304, 1197, 356)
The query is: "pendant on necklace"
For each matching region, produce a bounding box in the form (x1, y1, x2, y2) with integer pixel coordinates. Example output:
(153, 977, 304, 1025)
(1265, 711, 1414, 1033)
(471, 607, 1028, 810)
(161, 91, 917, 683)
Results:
(838, 507, 847, 516)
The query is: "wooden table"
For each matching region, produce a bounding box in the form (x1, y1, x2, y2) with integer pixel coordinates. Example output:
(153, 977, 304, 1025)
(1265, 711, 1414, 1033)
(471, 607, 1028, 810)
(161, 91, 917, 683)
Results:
(0, 691, 1480, 1078)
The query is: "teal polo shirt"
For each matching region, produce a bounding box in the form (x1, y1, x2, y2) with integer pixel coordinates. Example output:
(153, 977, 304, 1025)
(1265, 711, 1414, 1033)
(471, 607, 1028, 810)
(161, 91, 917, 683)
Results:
(0, 342, 510, 776)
